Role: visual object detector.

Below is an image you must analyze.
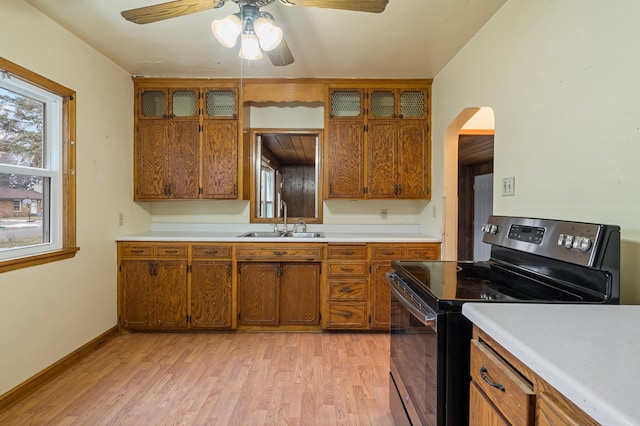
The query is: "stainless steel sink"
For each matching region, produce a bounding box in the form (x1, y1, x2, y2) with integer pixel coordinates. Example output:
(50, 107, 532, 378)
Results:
(285, 232, 324, 238)
(238, 231, 286, 238)
(237, 231, 324, 238)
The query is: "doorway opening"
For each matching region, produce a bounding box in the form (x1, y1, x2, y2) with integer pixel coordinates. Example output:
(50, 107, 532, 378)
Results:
(443, 107, 495, 260)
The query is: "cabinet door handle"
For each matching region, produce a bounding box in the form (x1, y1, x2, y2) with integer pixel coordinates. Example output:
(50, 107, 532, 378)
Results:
(340, 287, 353, 293)
(340, 267, 354, 272)
(479, 365, 505, 392)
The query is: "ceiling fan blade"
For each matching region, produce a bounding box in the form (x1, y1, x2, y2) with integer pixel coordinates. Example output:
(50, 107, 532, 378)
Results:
(266, 37, 294, 66)
(121, 0, 224, 24)
(279, 0, 388, 13)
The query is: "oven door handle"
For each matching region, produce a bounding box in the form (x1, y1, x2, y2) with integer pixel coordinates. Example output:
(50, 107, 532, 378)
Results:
(386, 272, 438, 324)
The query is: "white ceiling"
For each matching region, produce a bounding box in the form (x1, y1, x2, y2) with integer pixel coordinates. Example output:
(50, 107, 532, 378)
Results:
(24, 0, 506, 79)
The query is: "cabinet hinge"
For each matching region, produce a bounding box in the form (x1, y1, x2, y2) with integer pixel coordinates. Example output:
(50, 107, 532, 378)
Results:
(368, 315, 371, 324)
(238, 312, 241, 320)
(319, 312, 322, 321)
(119, 264, 122, 272)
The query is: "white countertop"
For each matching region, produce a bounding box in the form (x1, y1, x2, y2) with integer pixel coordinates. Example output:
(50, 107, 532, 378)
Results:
(116, 223, 441, 243)
(462, 303, 640, 426)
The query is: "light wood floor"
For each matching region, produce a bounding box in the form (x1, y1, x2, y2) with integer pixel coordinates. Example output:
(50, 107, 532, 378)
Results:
(0, 332, 393, 425)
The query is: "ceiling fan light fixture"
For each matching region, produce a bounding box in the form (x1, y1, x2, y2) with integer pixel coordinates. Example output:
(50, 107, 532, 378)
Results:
(239, 33, 264, 59)
(254, 15, 283, 51)
(211, 13, 242, 47)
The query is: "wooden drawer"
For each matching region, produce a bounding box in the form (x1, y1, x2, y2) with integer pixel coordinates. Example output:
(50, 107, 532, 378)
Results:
(191, 244, 232, 259)
(327, 244, 367, 259)
(326, 303, 367, 329)
(369, 243, 440, 260)
(328, 280, 366, 300)
(236, 244, 323, 261)
(470, 339, 534, 426)
(154, 244, 188, 258)
(369, 246, 404, 259)
(120, 243, 153, 258)
(405, 245, 439, 260)
(327, 261, 368, 277)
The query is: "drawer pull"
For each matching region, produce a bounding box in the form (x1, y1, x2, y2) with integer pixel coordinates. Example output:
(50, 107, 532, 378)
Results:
(341, 250, 354, 255)
(165, 250, 178, 253)
(340, 267, 354, 272)
(205, 250, 218, 255)
(273, 251, 286, 256)
(382, 251, 394, 255)
(340, 287, 353, 293)
(130, 250, 145, 253)
(340, 311, 353, 318)
(480, 365, 505, 392)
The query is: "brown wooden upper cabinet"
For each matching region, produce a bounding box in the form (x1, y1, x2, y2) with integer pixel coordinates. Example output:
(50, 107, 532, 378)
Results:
(325, 84, 431, 200)
(133, 81, 240, 201)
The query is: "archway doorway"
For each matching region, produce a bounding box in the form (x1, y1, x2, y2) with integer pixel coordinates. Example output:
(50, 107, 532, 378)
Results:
(442, 107, 495, 260)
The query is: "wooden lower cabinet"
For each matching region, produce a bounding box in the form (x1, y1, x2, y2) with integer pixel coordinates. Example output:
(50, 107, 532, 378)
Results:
(368, 243, 440, 330)
(324, 244, 368, 329)
(238, 262, 320, 327)
(119, 243, 188, 330)
(118, 242, 233, 331)
(190, 259, 232, 329)
(470, 326, 598, 426)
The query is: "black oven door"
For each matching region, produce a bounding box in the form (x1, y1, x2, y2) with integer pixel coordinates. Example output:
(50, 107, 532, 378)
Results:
(388, 272, 445, 426)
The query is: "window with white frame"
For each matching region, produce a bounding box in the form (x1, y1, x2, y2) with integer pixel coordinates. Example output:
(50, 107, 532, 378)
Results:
(0, 58, 77, 272)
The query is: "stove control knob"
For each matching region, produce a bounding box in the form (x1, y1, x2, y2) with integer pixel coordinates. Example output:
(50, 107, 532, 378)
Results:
(489, 224, 498, 234)
(563, 234, 575, 248)
(576, 236, 592, 252)
(558, 234, 567, 246)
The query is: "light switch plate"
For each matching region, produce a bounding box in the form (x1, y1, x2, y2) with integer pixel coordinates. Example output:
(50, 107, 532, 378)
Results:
(502, 177, 515, 196)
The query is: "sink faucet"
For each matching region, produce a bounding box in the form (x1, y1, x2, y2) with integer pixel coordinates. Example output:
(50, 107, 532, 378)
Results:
(280, 200, 288, 232)
(294, 220, 307, 233)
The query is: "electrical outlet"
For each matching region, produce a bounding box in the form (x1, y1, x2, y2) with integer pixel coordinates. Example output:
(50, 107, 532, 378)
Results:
(380, 209, 388, 220)
(119, 212, 124, 226)
(502, 177, 515, 196)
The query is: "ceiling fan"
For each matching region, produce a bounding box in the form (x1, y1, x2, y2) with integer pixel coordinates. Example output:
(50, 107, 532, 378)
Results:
(121, 0, 388, 66)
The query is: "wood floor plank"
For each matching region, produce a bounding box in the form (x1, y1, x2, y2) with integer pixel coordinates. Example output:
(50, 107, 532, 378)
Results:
(0, 332, 392, 425)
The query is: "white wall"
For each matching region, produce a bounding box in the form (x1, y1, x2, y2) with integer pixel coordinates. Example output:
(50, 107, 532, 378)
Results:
(0, 1, 150, 395)
(431, 0, 640, 303)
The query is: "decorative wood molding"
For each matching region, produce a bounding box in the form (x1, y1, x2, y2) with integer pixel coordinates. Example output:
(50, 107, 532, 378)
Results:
(0, 327, 119, 413)
(459, 129, 494, 135)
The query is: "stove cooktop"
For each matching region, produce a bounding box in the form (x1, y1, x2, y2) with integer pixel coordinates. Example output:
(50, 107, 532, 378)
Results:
(391, 259, 607, 311)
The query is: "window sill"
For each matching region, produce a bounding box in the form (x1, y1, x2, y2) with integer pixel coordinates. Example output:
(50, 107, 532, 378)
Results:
(0, 247, 80, 274)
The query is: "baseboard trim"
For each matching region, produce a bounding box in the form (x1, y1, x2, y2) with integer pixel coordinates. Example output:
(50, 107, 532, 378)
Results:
(0, 326, 120, 413)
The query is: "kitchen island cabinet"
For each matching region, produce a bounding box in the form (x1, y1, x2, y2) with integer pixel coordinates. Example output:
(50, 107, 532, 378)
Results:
(463, 303, 640, 425)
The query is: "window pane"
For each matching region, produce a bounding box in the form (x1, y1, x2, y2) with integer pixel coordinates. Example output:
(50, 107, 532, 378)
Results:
(0, 87, 45, 168)
(0, 173, 49, 250)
